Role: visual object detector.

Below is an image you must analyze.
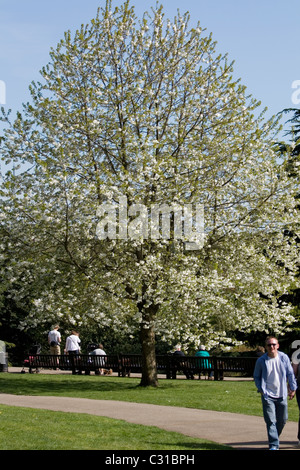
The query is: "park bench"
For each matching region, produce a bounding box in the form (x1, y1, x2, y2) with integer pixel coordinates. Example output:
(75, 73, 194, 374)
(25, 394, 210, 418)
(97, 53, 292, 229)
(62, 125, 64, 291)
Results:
(27, 354, 120, 375)
(212, 356, 258, 381)
(167, 355, 214, 380)
(119, 354, 179, 378)
(155, 355, 257, 380)
(25, 354, 69, 373)
(118, 354, 213, 379)
(76, 354, 120, 375)
(119, 354, 143, 377)
(24, 353, 258, 380)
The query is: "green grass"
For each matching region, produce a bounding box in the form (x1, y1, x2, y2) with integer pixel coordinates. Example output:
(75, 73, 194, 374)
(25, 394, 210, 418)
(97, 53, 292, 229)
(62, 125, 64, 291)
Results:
(0, 404, 229, 450)
(0, 373, 299, 450)
(0, 373, 299, 419)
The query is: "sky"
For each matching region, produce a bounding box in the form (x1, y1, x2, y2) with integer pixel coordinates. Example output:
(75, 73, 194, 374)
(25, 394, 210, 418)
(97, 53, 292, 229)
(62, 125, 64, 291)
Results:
(0, 0, 300, 136)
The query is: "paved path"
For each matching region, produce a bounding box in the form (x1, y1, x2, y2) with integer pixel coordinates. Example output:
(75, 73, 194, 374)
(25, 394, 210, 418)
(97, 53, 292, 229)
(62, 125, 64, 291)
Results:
(0, 393, 299, 450)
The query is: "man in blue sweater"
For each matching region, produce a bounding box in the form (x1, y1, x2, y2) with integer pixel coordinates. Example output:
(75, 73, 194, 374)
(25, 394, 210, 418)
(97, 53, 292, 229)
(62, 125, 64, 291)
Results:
(253, 336, 297, 450)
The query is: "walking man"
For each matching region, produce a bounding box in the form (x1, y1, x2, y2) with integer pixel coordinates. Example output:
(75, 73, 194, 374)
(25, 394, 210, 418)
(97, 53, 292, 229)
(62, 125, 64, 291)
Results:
(253, 336, 297, 450)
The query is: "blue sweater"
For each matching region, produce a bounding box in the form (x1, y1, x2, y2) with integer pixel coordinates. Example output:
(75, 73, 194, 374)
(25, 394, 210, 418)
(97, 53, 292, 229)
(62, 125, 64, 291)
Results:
(253, 351, 297, 399)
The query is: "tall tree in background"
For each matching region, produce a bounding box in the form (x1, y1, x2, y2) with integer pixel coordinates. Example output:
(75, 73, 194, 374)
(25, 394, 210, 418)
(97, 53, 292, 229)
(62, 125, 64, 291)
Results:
(278, 107, 300, 176)
(277, 107, 300, 326)
(1, 1, 299, 386)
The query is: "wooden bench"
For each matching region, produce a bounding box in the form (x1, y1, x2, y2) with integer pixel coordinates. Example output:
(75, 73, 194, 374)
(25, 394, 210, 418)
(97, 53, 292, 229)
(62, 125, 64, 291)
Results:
(169, 355, 257, 380)
(76, 354, 120, 375)
(119, 354, 143, 377)
(165, 355, 214, 380)
(25, 354, 257, 380)
(26, 354, 69, 373)
(212, 356, 257, 381)
(118, 354, 177, 378)
(118, 354, 213, 379)
(27, 354, 120, 375)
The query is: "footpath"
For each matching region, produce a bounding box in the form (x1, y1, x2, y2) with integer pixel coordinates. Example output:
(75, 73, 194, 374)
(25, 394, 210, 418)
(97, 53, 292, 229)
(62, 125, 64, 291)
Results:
(0, 368, 299, 451)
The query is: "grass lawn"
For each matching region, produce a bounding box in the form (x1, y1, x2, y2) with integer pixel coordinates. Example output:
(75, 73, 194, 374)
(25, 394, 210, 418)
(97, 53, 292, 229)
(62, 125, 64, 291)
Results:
(0, 373, 299, 450)
(0, 404, 229, 450)
(0, 373, 299, 419)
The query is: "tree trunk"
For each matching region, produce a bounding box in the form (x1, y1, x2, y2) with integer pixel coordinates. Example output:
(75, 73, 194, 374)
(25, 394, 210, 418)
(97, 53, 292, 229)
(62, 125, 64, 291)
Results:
(139, 305, 158, 387)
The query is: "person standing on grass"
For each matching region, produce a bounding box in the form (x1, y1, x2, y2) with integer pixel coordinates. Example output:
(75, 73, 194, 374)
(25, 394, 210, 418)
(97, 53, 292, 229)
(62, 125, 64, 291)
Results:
(65, 330, 81, 374)
(48, 325, 61, 369)
(65, 330, 81, 355)
(253, 336, 297, 450)
(48, 325, 61, 354)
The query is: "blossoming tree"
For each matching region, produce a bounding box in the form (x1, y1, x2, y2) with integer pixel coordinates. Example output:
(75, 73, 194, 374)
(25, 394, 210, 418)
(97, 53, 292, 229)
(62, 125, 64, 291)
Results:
(1, 1, 299, 386)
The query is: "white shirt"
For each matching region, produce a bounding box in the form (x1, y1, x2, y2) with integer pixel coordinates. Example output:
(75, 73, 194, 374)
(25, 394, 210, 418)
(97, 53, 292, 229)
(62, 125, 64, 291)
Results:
(265, 355, 283, 398)
(48, 330, 61, 343)
(90, 348, 106, 356)
(65, 334, 81, 352)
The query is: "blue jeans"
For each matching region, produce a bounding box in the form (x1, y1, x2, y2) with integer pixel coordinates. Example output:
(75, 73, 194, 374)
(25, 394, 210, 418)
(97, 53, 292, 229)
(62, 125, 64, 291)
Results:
(261, 396, 288, 448)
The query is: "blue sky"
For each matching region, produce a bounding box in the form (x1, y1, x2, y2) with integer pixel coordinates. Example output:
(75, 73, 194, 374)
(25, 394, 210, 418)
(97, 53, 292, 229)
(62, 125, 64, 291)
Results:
(1, 0, 300, 134)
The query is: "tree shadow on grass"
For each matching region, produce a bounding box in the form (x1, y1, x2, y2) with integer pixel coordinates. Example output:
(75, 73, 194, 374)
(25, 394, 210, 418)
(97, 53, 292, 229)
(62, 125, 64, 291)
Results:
(0, 373, 149, 396)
